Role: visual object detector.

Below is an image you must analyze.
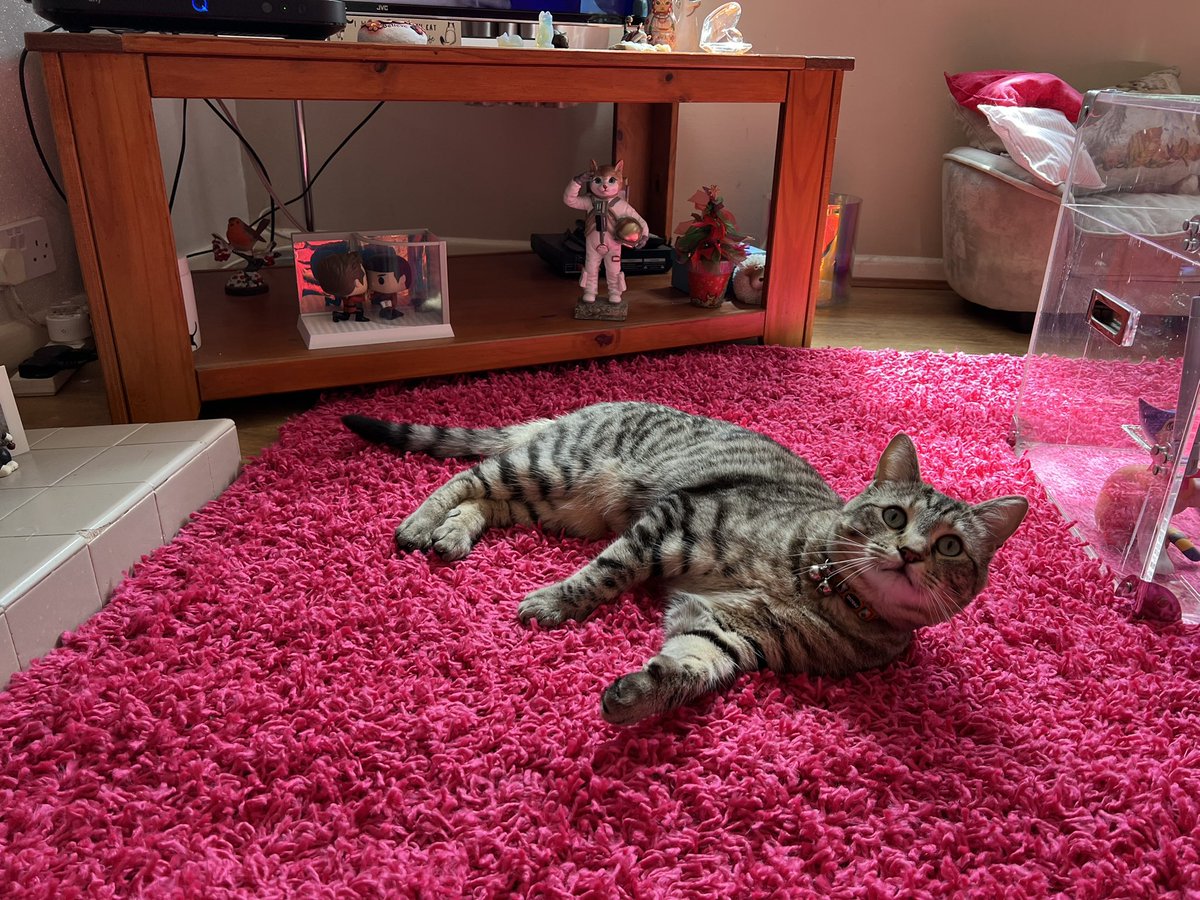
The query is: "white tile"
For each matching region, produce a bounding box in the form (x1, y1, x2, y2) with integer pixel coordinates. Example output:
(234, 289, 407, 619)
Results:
(23, 428, 60, 448)
(58, 442, 202, 489)
(155, 452, 215, 540)
(33, 424, 145, 449)
(87, 493, 164, 603)
(0, 615, 19, 691)
(0, 482, 153, 538)
(6, 546, 103, 668)
(0, 447, 104, 489)
(120, 419, 234, 446)
(207, 428, 242, 492)
(0, 534, 87, 609)
(0, 487, 44, 519)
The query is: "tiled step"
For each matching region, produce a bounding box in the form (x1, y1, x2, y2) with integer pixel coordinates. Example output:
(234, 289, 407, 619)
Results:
(0, 420, 241, 688)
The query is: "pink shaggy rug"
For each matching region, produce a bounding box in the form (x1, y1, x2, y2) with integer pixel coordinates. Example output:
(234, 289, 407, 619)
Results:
(3, 345, 1200, 897)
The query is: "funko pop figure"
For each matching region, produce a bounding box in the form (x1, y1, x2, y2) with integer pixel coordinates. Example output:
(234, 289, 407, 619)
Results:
(312, 250, 369, 323)
(362, 245, 414, 321)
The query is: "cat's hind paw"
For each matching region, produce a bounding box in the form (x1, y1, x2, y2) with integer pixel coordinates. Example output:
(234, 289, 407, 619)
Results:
(601, 665, 668, 725)
(429, 508, 479, 561)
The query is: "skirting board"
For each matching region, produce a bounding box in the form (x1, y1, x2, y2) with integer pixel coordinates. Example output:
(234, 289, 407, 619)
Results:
(437, 246, 948, 281)
(853, 256, 946, 283)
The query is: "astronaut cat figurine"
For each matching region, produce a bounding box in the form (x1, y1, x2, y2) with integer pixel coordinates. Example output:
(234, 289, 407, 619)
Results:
(562, 160, 649, 317)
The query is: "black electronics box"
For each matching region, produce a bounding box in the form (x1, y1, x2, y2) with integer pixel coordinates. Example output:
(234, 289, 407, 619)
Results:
(27, 0, 348, 39)
(531, 229, 674, 278)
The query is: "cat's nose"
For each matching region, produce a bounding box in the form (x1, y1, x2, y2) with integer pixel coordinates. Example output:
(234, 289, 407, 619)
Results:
(899, 546, 925, 564)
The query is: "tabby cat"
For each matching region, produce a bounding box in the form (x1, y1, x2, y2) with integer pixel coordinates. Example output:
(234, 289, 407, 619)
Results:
(343, 402, 1027, 725)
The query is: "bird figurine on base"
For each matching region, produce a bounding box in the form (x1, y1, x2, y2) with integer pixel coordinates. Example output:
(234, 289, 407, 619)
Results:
(211, 216, 278, 296)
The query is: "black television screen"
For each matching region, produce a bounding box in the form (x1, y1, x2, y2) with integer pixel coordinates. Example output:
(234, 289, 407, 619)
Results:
(347, 0, 640, 24)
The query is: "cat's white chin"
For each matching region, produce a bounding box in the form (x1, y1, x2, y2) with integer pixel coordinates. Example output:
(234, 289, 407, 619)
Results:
(860, 570, 944, 629)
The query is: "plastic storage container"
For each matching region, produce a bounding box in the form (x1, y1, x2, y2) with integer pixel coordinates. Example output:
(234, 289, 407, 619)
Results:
(1013, 91, 1200, 624)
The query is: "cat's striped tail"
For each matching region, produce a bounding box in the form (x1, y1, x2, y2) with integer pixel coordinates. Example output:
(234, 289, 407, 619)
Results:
(342, 414, 550, 458)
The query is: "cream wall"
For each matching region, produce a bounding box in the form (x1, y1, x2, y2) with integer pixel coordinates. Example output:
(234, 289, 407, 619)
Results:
(156, 99, 252, 255)
(0, 5, 84, 367)
(228, 0, 1200, 269)
(740, 0, 1200, 263)
(232, 99, 614, 244)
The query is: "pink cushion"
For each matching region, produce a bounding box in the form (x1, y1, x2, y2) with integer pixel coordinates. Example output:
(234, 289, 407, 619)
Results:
(945, 70, 1083, 121)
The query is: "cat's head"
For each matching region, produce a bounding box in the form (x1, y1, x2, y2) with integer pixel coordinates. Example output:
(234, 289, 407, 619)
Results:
(831, 435, 1028, 631)
(586, 159, 626, 199)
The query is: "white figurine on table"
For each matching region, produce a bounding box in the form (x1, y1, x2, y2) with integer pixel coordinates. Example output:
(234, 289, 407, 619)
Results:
(563, 160, 650, 320)
(673, 0, 705, 51)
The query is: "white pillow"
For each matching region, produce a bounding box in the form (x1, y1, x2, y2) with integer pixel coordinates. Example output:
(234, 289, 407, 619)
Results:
(978, 104, 1105, 190)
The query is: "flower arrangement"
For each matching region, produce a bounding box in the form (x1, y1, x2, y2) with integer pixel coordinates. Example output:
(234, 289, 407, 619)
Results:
(673, 185, 751, 270)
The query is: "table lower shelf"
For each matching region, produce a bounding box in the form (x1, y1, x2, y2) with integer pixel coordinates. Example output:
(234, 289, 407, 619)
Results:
(191, 253, 765, 401)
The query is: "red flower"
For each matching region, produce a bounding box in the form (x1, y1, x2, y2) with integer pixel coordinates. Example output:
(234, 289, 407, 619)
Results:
(673, 185, 750, 264)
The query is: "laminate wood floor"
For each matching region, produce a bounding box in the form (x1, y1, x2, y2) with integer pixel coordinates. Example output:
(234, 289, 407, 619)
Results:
(19, 285, 1032, 462)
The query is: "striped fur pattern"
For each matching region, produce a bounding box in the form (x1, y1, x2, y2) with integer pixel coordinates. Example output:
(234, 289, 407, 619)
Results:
(343, 402, 1028, 725)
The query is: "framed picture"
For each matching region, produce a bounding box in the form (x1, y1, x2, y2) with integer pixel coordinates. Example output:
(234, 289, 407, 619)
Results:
(292, 229, 453, 350)
(0, 366, 29, 457)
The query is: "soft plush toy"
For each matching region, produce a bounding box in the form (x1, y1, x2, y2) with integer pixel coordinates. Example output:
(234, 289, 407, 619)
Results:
(358, 20, 430, 45)
(0, 432, 17, 478)
(1095, 399, 1200, 574)
(732, 252, 765, 305)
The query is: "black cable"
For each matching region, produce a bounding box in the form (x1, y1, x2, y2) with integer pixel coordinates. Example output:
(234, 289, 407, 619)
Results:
(19, 26, 66, 202)
(202, 99, 275, 189)
(292, 101, 385, 203)
(203, 98, 276, 247)
(252, 101, 386, 232)
(168, 98, 188, 212)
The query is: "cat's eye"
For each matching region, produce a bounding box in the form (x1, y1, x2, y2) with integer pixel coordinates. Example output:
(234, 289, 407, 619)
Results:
(882, 506, 907, 529)
(935, 535, 963, 557)
(607, 177, 618, 184)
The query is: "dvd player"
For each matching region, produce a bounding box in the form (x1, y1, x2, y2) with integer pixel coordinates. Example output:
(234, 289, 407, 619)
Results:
(27, 0, 348, 40)
(531, 227, 674, 278)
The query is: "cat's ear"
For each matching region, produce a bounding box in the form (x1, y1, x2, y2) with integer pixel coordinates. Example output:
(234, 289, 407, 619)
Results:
(589, 158, 599, 173)
(874, 434, 921, 485)
(972, 496, 1029, 548)
(615, 159, 625, 174)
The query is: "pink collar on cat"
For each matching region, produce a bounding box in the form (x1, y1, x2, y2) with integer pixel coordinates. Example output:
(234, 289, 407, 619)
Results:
(807, 560, 879, 622)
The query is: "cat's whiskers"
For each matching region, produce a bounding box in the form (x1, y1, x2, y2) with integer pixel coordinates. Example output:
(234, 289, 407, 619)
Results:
(924, 581, 960, 624)
(827, 557, 877, 585)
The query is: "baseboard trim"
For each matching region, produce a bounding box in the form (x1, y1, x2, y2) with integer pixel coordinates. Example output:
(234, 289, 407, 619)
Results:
(853, 255, 946, 285)
(444, 237, 529, 256)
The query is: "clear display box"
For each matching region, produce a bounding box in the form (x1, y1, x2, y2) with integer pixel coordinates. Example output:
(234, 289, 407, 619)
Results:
(1014, 91, 1200, 625)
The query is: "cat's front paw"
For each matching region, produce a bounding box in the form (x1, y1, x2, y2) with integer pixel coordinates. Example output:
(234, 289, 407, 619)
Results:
(430, 509, 476, 561)
(518, 583, 590, 628)
(601, 666, 666, 725)
(394, 518, 433, 554)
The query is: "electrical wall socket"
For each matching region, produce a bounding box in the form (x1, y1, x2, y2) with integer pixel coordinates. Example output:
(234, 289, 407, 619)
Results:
(0, 217, 56, 284)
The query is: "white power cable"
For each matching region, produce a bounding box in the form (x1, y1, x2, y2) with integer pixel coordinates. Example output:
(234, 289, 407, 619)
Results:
(2, 285, 44, 327)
